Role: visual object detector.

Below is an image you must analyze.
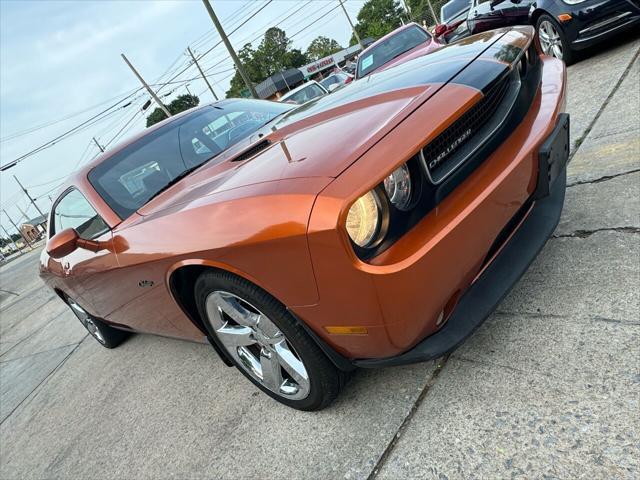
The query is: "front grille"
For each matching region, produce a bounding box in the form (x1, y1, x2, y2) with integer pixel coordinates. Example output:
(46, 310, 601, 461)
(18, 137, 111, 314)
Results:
(421, 73, 512, 183)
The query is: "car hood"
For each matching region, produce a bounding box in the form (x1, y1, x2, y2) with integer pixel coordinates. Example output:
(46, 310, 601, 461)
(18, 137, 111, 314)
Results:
(139, 27, 527, 218)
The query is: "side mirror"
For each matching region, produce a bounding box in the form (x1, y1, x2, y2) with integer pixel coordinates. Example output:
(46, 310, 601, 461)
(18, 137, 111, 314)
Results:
(46, 228, 105, 259)
(434, 24, 448, 37)
(47, 228, 79, 259)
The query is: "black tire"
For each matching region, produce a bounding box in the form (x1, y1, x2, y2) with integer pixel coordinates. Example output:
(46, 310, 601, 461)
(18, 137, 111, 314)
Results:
(195, 270, 346, 411)
(536, 14, 575, 66)
(66, 296, 129, 349)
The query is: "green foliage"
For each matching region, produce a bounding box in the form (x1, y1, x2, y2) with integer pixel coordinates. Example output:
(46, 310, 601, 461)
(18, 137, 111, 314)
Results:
(0, 233, 21, 248)
(406, 0, 447, 25)
(350, 0, 406, 45)
(226, 27, 309, 98)
(305, 36, 343, 61)
(146, 94, 200, 127)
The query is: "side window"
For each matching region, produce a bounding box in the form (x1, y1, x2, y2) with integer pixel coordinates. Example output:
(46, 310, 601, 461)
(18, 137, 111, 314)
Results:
(52, 190, 109, 240)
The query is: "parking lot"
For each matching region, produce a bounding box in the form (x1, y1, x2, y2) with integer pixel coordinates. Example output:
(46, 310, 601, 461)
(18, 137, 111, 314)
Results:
(1, 34, 639, 479)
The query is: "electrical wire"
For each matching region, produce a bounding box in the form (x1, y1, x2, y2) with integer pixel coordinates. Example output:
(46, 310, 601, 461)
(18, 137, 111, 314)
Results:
(0, 87, 142, 143)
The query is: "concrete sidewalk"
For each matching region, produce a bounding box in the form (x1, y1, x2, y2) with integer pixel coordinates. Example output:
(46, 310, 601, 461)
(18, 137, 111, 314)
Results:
(1, 33, 639, 480)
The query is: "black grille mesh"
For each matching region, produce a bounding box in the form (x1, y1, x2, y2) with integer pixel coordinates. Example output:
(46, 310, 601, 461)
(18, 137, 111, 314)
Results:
(422, 74, 511, 180)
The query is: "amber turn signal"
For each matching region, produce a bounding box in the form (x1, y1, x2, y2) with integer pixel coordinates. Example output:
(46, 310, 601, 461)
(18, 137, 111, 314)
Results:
(558, 13, 572, 22)
(325, 326, 368, 335)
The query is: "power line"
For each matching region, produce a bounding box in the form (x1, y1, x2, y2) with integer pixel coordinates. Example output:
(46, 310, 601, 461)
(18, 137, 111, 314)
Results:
(0, 94, 137, 171)
(0, 87, 142, 143)
(153, 0, 274, 96)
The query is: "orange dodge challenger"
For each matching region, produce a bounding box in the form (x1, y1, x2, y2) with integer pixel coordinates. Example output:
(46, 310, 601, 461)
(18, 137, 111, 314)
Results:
(41, 27, 569, 410)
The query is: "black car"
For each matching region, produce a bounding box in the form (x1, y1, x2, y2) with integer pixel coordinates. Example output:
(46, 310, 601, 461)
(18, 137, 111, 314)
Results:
(438, 0, 640, 64)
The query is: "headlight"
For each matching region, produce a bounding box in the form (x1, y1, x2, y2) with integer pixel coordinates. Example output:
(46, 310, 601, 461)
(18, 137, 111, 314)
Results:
(384, 164, 413, 211)
(346, 190, 383, 248)
(562, 0, 586, 4)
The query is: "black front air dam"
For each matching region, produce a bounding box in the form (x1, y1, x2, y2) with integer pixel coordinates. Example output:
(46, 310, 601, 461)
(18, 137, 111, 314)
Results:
(354, 114, 570, 368)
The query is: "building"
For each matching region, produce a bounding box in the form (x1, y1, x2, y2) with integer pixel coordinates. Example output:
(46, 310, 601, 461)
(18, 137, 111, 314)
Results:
(298, 39, 374, 80)
(255, 68, 305, 101)
(255, 39, 375, 101)
(19, 213, 48, 243)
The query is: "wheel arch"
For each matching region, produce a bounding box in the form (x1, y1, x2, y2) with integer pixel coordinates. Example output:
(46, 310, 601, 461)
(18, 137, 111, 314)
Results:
(529, 7, 551, 27)
(167, 260, 277, 335)
(167, 260, 355, 372)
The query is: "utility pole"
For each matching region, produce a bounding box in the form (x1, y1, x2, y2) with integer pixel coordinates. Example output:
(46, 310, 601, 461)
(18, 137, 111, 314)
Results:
(13, 174, 45, 218)
(15, 203, 30, 223)
(187, 47, 219, 101)
(201, 0, 258, 99)
(3, 210, 31, 248)
(93, 136, 105, 153)
(0, 223, 23, 254)
(400, 0, 413, 21)
(426, 0, 438, 25)
(339, 0, 363, 50)
(121, 53, 172, 118)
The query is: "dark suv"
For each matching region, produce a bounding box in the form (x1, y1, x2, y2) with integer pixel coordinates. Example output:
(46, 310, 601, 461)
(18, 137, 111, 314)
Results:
(437, 0, 640, 64)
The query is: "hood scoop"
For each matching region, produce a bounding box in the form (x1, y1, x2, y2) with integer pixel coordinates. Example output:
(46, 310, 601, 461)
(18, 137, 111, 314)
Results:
(232, 140, 272, 162)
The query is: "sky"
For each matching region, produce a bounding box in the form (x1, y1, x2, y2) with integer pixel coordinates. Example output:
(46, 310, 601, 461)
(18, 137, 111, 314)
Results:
(0, 0, 365, 236)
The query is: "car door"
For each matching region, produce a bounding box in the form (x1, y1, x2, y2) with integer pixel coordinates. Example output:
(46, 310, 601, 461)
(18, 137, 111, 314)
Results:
(48, 188, 119, 314)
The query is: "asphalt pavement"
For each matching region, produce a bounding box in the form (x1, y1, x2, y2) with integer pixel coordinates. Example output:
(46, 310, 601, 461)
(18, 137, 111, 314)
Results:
(1, 33, 638, 479)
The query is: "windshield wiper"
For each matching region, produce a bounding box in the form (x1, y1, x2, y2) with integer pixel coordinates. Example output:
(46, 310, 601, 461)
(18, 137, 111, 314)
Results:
(145, 165, 203, 203)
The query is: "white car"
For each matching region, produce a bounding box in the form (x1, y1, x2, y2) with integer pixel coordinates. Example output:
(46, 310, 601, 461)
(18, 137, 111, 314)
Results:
(279, 81, 328, 105)
(319, 72, 353, 92)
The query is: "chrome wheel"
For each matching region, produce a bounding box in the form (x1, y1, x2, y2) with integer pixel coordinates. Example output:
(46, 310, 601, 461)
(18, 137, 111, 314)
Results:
(538, 20, 563, 60)
(68, 299, 106, 345)
(205, 291, 310, 400)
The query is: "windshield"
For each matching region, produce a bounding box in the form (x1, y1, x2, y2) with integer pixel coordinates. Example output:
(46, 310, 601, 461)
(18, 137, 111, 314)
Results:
(280, 83, 326, 104)
(357, 25, 430, 78)
(441, 0, 471, 23)
(88, 100, 291, 219)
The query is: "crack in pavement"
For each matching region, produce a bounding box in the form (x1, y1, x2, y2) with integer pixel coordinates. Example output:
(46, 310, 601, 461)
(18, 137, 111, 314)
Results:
(494, 310, 640, 326)
(367, 356, 449, 480)
(552, 226, 640, 238)
(0, 341, 86, 364)
(0, 335, 88, 427)
(567, 168, 640, 188)
(569, 45, 640, 162)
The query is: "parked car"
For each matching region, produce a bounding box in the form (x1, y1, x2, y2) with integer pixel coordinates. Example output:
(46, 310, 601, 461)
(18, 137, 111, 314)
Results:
(279, 80, 328, 104)
(441, 0, 472, 23)
(319, 72, 353, 92)
(436, 0, 640, 64)
(355, 22, 443, 79)
(42, 27, 569, 411)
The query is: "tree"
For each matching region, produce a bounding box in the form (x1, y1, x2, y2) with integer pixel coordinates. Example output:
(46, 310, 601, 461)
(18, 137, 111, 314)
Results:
(146, 94, 200, 127)
(226, 27, 309, 98)
(406, 0, 445, 25)
(350, 0, 405, 45)
(226, 44, 262, 98)
(305, 36, 343, 61)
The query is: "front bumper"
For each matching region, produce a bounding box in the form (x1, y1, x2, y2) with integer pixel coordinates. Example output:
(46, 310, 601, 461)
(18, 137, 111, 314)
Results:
(355, 114, 569, 367)
(299, 51, 567, 363)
